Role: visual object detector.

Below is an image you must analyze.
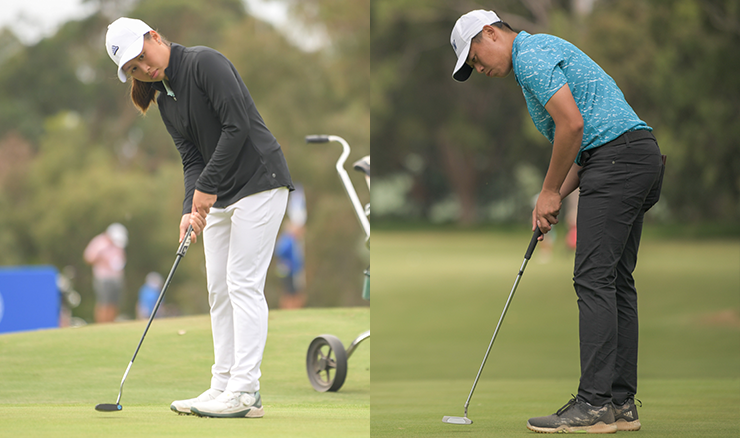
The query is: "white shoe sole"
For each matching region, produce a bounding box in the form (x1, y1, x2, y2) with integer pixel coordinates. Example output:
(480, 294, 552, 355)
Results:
(170, 404, 194, 415)
(190, 405, 264, 418)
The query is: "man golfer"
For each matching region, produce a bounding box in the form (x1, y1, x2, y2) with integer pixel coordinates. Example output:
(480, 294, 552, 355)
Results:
(451, 10, 664, 434)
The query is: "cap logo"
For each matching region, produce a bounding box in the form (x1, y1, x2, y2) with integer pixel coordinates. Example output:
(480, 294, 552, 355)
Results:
(452, 39, 457, 51)
(111, 45, 120, 56)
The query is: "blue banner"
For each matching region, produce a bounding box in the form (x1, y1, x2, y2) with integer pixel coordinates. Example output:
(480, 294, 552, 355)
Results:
(0, 266, 59, 334)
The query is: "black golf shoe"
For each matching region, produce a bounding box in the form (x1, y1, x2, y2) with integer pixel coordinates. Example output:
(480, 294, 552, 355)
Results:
(613, 398, 642, 431)
(527, 396, 617, 434)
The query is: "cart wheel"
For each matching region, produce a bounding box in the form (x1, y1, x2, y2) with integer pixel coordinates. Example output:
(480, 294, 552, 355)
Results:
(306, 335, 347, 392)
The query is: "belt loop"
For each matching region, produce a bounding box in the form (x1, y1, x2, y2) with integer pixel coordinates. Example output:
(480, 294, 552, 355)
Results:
(624, 131, 631, 146)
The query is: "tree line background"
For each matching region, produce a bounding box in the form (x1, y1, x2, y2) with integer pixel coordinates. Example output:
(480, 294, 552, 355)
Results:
(0, 0, 370, 321)
(372, 0, 739, 227)
(1, 0, 737, 323)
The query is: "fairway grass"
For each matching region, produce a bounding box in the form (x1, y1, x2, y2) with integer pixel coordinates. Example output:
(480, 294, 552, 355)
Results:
(0, 307, 369, 438)
(372, 378, 740, 437)
(372, 229, 740, 437)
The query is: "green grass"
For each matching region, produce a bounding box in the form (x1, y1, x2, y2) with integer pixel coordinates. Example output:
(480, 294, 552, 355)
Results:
(0, 308, 369, 438)
(3, 229, 738, 437)
(371, 229, 740, 437)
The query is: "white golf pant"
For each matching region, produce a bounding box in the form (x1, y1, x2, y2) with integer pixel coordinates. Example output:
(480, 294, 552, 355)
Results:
(203, 187, 288, 393)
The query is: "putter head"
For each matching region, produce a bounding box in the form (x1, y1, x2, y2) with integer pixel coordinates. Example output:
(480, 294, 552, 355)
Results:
(442, 415, 473, 425)
(95, 403, 123, 412)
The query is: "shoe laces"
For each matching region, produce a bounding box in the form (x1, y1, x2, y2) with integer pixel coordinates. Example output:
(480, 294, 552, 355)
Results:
(618, 397, 642, 408)
(198, 388, 221, 402)
(556, 395, 579, 416)
(215, 391, 237, 404)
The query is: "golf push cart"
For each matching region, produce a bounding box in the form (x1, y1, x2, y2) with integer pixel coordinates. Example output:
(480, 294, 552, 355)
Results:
(304, 135, 369, 392)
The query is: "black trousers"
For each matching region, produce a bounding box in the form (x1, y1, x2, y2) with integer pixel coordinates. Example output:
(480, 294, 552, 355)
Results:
(574, 130, 664, 407)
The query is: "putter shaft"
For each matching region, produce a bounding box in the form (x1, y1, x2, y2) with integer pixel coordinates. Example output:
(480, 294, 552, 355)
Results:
(115, 361, 134, 405)
(106, 225, 193, 408)
(460, 229, 542, 418)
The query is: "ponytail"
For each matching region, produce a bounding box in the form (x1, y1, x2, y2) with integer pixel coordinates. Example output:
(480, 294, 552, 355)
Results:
(130, 79, 157, 114)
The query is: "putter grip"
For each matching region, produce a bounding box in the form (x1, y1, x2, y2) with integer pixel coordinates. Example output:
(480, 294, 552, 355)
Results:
(305, 135, 330, 143)
(525, 228, 543, 260)
(177, 225, 194, 257)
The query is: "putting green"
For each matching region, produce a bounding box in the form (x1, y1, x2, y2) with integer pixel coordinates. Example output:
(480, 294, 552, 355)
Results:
(371, 229, 740, 437)
(0, 308, 369, 438)
(373, 379, 740, 437)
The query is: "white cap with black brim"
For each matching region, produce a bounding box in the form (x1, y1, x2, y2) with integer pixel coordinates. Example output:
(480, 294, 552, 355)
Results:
(450, 10, 501, 82)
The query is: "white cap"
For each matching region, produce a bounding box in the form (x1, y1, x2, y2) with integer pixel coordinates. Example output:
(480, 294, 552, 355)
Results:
(106, 223, 129, 248)
(105, 17, 153, 83)
(450, 10, 501, 82)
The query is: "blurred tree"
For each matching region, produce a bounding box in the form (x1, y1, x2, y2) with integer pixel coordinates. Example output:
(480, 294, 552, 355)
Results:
(287, 0, 370, 105)
(575, 0, 740, 222)
(371, 0, 739, 225)
(0, 0, 370, 321)
(131, 0, 246, 47)
(372, 0, 555, 225)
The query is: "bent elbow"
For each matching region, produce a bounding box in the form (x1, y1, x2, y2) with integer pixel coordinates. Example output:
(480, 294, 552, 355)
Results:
(571, 117, 584, 136)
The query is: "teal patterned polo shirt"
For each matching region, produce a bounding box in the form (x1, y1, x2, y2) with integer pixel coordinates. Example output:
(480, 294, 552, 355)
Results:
(511, 31, 650, 165)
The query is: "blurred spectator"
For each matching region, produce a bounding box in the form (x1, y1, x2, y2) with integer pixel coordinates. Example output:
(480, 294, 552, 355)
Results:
(275, 223, 306, 309)
(565, 189, 579, 251)
(84, 223, 127, 323)
(275, 185, 307, 309)
(137, 272, 164, 320)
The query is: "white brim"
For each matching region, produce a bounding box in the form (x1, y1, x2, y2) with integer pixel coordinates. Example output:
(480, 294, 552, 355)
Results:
(116, 35, 145, 83)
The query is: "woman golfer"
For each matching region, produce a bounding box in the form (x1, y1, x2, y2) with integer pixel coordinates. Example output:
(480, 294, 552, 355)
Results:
(105, 17, 293, 418)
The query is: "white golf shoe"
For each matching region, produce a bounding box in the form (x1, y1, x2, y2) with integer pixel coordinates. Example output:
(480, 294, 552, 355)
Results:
(170, 388, 223, 414)
(190, 390, 264, 418)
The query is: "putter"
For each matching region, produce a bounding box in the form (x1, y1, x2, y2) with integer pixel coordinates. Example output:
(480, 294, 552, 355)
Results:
(442, 228, 543, 425)
(95, 225, 194, 412)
